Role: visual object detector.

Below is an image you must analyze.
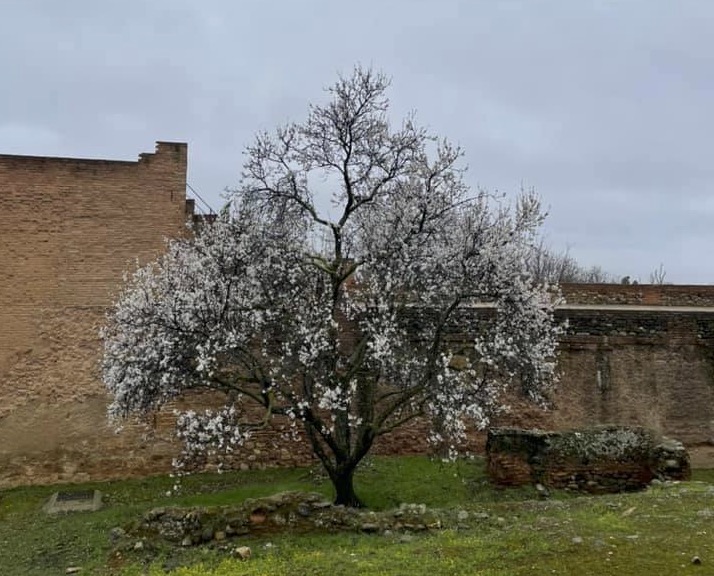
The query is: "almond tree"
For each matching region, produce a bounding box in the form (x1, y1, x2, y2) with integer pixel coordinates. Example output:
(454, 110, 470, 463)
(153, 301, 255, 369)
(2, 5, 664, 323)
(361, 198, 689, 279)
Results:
(102, 67, 561, 507)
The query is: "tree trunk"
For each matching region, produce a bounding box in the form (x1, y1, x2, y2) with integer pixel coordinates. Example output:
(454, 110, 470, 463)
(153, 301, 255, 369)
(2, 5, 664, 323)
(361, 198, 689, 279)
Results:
(331, 466, 363, 507)
(301, 414, 371, 507)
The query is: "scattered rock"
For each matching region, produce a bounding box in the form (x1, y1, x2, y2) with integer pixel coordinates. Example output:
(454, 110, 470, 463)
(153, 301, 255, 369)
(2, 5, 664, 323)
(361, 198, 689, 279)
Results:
(401, 523, 426, 531)
(692, 556, 702, 565)
(397, 503, 427, 515)
(572, 537, 583, 545)
(65, 568, 82, 575)
(651, 438, 691, 481)
(456, 510, 469, 522)
(133, 541, 144, 551)
(130, 491, 452, 546)
(201, 527, 213, 542)
(144, 507, 166, 521)
(233, 546, 252, 560)
(271, 513, 287, 525)
(109, 527, 126, 543)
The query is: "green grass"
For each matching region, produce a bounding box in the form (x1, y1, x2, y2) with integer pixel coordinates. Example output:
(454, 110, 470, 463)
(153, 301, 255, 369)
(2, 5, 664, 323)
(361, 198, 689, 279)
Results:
(1, 459, 713, 575)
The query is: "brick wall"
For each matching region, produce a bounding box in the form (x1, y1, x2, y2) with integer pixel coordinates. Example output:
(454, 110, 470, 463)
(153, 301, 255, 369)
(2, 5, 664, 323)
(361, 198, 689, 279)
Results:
(0, 142, 190, 486)
(486, 427, 691, 492)
(544, 308, 714, 446)
(561, 283, 714, 307)
(2, 147, 714, 488)
(451, 306, 714, 450)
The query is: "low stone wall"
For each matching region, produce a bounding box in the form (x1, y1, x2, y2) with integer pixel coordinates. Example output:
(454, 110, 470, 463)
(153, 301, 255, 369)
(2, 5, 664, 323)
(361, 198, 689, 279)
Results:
(130, 492, 447, 547)
(486, 427, 690, 493)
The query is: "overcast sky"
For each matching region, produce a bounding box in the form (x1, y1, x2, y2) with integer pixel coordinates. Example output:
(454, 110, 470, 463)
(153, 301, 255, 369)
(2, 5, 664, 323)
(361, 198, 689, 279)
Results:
(2, 1, 713, 283)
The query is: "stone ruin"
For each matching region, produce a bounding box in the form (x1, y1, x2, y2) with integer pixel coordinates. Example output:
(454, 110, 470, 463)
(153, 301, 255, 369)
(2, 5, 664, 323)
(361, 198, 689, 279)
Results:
(487, 426, 690, 493)
(127, 491, 447, 548)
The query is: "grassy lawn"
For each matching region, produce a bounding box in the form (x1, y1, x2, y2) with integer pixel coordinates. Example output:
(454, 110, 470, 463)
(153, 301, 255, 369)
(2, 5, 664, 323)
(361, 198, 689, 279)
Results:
(1, 458, 713, 575)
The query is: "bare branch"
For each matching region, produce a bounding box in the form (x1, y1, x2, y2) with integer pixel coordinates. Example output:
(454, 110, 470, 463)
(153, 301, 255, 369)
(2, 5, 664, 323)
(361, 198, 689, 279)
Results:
(102, 66, 561, 507)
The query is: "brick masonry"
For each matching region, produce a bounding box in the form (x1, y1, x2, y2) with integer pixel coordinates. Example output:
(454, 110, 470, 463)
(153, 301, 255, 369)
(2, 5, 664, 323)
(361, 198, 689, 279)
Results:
(486, 427, 691, 492)
(2, 144, 714, 487)
(560, 283, 714, 307)
(0, 142, 190, 486)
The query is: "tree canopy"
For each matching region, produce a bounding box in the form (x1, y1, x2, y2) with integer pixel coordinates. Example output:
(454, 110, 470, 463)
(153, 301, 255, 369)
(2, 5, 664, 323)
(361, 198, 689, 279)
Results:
(102, 67, 562, 506)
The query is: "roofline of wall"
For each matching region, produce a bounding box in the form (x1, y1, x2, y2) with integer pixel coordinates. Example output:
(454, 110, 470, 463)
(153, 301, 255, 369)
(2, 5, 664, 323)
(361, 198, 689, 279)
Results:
(0, 141, 187, 165)
(557, 304, 714, 312)
(560, 283, 714, 290)
(461, 303, 714, 313)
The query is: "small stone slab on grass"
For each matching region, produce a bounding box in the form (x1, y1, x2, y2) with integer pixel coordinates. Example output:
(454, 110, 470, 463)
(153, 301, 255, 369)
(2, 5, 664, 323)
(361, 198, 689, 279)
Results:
(44, 490, 103, 514)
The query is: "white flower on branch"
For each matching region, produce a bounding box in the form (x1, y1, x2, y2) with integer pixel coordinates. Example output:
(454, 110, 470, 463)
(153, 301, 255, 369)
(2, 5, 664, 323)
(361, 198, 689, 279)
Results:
(102, 66, 562, 507)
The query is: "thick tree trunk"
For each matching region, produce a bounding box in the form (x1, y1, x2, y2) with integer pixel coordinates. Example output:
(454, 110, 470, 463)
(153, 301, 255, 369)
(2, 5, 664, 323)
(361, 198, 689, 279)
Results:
(302, 411, 373, 507)
(331, 466, 363, 507)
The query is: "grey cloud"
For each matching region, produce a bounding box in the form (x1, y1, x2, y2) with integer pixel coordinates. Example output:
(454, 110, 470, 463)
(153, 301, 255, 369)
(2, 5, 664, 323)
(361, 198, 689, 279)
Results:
(2, 0, 713, 282)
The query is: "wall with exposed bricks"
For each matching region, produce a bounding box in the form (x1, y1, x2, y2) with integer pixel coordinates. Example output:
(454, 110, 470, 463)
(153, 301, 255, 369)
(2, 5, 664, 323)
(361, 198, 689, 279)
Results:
(2, 143, 714, 487)
(560, 283, 714, 307)
(547, 308, 714, 447)
(486, 427, 691, 492)
(0, 142, 191, 486)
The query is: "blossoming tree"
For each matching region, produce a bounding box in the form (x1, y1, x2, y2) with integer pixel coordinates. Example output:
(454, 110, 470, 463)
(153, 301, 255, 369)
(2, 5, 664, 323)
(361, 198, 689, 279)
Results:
(102, 67, 561, 507)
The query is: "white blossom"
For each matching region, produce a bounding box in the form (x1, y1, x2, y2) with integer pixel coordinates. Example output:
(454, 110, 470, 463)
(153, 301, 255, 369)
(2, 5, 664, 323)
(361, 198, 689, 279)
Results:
(102, 66, 562, 506)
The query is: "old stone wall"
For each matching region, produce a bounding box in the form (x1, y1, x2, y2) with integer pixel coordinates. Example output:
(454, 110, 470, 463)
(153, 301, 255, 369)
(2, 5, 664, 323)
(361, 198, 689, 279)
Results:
(2, 143, 714, 487)
(0, 142, 191, 486)
(427, 304, 714, 454)
(543, 309, 714, 447)
(486, 427, 691, 492)
(561, 283, 714, 307)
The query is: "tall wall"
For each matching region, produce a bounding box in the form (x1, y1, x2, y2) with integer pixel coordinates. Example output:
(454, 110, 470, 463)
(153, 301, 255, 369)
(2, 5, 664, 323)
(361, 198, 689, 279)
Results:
(2, 145, 714, 487)
(521, 307, 714, 447)
(114, 299, 714, 474)
(557, 285, 714, 445)
(0, 142, 190, 486)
